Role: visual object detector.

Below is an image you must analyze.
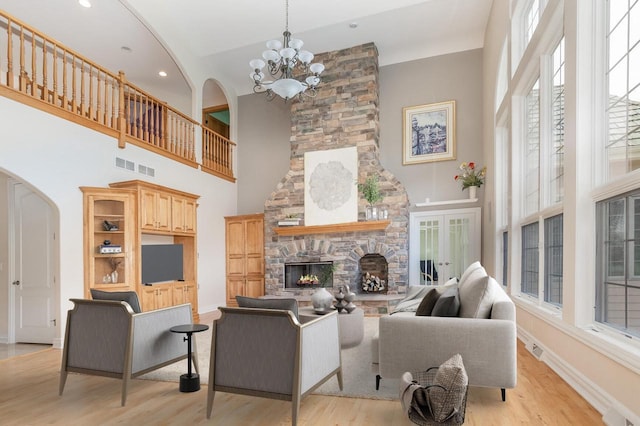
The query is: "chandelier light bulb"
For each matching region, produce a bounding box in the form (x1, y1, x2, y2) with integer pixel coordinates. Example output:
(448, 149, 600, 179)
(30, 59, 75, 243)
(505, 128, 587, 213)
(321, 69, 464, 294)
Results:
(289, 39, 304, 50)
(309, 63, 325, 74)
(249, 59, 266, 70)
(266, 40, 283, 50)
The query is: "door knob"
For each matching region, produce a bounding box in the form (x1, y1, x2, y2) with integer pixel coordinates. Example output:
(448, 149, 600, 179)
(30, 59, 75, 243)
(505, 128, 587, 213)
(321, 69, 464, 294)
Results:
(12, 280, 20, 286)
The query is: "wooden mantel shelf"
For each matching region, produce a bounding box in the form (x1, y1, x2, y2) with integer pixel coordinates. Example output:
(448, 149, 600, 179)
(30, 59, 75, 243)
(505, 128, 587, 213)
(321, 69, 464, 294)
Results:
(273, 220, 391, 236)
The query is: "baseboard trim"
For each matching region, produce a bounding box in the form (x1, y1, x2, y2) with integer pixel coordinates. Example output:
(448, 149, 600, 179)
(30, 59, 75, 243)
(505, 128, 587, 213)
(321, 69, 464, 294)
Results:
(517, 327, 639, 425)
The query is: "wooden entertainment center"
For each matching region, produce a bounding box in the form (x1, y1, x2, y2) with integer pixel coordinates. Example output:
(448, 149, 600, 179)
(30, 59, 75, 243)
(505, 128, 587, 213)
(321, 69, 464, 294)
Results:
(81, 180, 199, 320)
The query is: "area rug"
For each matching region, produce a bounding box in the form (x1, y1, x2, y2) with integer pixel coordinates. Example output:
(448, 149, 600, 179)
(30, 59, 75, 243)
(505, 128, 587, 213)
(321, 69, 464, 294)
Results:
(138, 316, 400, 400)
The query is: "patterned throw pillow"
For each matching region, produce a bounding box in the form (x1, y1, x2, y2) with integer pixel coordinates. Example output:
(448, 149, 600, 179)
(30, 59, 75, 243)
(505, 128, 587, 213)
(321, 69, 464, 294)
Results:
(427, 353, 468, 423)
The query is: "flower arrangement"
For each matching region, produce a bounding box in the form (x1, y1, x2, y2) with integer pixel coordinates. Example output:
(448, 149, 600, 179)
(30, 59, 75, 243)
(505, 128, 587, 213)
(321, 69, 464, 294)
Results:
(454, 161, 486, 190)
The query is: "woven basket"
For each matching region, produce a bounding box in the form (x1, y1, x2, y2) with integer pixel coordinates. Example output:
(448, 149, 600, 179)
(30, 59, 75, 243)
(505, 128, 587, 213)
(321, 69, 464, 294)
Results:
(406, 368, 468, 426)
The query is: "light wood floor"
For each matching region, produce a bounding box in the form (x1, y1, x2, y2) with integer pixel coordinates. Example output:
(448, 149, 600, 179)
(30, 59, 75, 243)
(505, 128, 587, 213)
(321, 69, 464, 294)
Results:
(0, 311, 603, 425)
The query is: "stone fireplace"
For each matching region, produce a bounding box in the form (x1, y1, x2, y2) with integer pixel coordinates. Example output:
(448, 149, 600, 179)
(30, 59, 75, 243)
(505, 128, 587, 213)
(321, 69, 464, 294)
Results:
(264, 43, 410, 314)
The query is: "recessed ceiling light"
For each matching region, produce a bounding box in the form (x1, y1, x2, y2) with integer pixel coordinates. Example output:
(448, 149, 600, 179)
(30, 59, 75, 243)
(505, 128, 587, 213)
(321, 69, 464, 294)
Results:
(349, 22, 358, 29)
(158, 71, 168, 77)
(78, 0, 91, 8)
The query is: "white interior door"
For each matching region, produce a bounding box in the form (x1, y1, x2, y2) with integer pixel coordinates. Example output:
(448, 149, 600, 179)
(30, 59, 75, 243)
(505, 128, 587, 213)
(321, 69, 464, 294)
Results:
(12, 183, 55, 344)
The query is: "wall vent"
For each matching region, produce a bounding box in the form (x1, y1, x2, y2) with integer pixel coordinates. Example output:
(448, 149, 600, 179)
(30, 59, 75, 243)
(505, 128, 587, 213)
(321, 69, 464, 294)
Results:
(531, 343, 544, 359)
(138, 164, 155, 177)
(115, 157, 135, 172)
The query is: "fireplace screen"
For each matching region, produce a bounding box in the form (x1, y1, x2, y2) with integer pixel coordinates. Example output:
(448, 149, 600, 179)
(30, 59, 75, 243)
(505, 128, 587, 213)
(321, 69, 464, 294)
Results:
(284, 261, 334, 290)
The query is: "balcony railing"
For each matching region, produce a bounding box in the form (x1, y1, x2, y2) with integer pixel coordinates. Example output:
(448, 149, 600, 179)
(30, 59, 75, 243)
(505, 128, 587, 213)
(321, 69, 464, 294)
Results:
(0, 10, 234, 181)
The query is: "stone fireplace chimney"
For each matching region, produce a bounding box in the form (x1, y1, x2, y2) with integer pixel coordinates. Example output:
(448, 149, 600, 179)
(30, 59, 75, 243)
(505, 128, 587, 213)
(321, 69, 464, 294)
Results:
(264, 43, 410, 314)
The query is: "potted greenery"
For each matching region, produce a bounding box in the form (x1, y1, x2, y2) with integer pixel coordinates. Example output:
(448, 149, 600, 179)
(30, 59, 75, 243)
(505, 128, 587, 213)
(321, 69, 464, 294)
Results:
(358, 174, 383, 220)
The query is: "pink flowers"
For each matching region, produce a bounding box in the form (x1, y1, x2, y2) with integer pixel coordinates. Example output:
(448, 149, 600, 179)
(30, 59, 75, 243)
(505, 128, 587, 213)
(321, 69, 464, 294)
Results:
(454, 161, 486, 190)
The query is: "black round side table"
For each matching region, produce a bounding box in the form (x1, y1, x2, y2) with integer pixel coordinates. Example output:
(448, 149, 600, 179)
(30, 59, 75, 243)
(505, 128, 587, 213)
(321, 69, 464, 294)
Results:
(170, 323, 209, 392)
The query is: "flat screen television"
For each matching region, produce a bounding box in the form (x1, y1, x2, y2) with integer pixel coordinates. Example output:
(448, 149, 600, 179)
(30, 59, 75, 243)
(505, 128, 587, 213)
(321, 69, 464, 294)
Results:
(141, 244, 184, 284)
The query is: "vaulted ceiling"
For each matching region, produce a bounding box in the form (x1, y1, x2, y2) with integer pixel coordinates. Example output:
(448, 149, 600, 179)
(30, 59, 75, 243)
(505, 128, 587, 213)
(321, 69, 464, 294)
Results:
(3, 0, 493, 103)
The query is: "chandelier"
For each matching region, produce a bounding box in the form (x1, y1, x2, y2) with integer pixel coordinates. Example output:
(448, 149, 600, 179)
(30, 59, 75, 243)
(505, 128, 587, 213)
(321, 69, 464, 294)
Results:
(249, 0, 325, 101)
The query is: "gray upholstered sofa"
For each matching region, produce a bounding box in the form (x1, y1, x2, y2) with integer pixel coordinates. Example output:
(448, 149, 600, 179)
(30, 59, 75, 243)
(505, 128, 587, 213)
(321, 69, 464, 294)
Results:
(371, 262, 517, 401)
(59, 298, 195, 406)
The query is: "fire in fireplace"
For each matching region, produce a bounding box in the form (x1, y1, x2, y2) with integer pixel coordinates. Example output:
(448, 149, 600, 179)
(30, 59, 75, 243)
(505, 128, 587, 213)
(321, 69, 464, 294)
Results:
(284, 261, 334, 290)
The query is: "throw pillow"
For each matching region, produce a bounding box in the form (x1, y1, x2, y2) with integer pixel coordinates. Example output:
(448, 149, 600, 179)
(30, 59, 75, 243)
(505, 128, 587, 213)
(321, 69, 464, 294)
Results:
(90, 289, 142, 313)
(235, 296, 299, 320)
(458, 262, 487, 292)
(391, 285, 433, 314)
(415, 287, 441, 316)
(428, 353, 468, 423)
(458, 275, 500, 319)
(458, 261, 482, 285)
(430, 286, 460, 317)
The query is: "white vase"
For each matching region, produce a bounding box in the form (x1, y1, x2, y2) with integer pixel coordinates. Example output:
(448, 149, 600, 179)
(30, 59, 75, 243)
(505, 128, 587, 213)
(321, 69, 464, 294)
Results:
(468, 186, 478, 199)
(311, 287, 334, 311)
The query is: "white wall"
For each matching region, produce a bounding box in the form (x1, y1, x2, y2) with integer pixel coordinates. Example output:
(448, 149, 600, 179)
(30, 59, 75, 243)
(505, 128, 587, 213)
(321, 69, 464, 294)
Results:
(0, 95, 236, 346)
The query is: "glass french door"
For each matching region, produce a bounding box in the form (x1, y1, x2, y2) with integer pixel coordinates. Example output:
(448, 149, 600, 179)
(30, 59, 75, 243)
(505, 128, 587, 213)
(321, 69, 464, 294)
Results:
(409, 208, 481, 285)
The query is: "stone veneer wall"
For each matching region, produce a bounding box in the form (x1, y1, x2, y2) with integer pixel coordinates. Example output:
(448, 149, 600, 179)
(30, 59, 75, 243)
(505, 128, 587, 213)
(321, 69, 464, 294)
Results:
(264, 43, 409, 304)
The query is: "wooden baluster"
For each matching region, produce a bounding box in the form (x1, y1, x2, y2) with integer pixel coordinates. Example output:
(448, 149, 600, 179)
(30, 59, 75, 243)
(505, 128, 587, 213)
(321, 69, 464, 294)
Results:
(96, 71, 103, 124)
(151, 99, 157, 145)
(103, 75, 108, 126)
(110, 78, 117, 128)
(88, 65, 94, 120)
(52, 44, 59, 106)
(80, 60, 86, 117)
(7, 18, 13, 89)
(30, 31, 36, 97)
(41, 40, 47, 101)
(19, 26, 26, 92)
(61, 50, 68, 110)
(118, 71, 126, 148)
(71, 55, 77, 113)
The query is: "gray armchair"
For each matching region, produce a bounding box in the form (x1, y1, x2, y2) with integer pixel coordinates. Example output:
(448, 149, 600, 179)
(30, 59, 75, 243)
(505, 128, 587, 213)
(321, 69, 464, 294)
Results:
(207, 307, 343, 425)
(59, 298, 196, 406)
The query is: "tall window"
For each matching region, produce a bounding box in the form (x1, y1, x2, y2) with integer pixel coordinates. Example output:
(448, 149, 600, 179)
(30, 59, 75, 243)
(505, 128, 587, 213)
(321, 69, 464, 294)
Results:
(522, 222, 539, 297)
(545, 214, 563, 305)
(525, 79, 541, 216)
(606, 0, 640, 179)
(550, 38, 565, 204)
(596, 192, 640, 338)
(526, 0, 541, 45)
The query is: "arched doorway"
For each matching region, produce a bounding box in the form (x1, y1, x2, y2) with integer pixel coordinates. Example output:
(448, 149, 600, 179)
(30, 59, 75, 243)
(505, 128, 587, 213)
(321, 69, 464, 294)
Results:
(1, 171, 58, 344)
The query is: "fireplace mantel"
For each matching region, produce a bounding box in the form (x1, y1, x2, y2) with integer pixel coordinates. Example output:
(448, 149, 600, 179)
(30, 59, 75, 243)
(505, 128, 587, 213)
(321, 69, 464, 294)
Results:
(273, 220, 390, 236)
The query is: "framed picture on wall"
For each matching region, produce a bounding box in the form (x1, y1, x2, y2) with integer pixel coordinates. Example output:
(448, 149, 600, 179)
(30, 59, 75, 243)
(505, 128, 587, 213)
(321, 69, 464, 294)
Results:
(402, 100, 456, 165)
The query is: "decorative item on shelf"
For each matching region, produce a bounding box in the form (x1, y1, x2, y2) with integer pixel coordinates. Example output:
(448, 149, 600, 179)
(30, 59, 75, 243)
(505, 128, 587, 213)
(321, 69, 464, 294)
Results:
(454, 161, 486, 199)
(362, 272, 386, 292)
(248, 0, 324, 101)
(311, 287, 334, 314)
(103, 220, 118, 231)
(109, 258, 122, 284)
(278, 214, 302, 227)
(357, 174, 383, 221)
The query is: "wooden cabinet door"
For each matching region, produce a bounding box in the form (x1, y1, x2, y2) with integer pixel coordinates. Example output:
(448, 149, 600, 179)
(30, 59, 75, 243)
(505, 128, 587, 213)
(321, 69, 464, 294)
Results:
(171, 197, 197, 234)
(156, 285, 173, 308)
(226, 277, 245, 306)
(140, 189, 158, 231)
(184, 281, 198, 314)
(245, 277, 265, 299)
(226, 220, 246, 276)
(183, 199, 197, 233)
(140, 286, 157, 311)
(156, 192, 172, 232)
(245, 218, 264, 275)
(173, 283, 186, 305)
